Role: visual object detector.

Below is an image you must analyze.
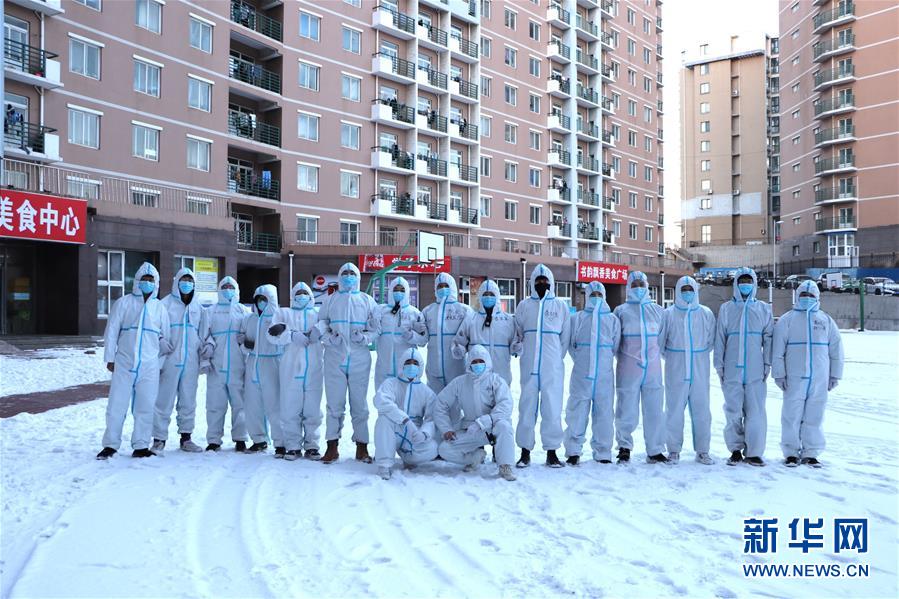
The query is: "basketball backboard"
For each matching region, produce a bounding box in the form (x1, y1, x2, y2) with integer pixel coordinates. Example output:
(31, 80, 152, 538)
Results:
(418, 231, 445, 264)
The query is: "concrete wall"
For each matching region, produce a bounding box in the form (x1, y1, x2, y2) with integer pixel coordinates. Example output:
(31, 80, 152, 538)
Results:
(687, 243, 774, 268)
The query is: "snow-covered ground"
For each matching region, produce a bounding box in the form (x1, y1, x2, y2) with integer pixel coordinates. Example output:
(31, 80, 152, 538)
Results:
(0, 347, 110, 396)
(1, 331, 897, 598)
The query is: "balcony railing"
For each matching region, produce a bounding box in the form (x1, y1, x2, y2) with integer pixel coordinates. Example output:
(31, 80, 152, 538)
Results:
(814, 93, 854, 116)
(455, 164, 478, 183)
(814, 65, 854, 88)
(374, 52, 416, 78)
(375, 193, 415, 216)
(424, 111, 448, 133)
(376, 4, 416, 34)
(600, 63, 613, 78)
(227, 111, 281, 147)
(549, 40, 571, 59)
(550, 222, 572, 237)
(375, 98, 416, 124)
(815, 155, 855, 174)
(550, 149, 571, 165)
(452, 34, 478, 58)
(228, 56, 281, 94)
(576, 84, 599, 104)
(813, 1, 854, 32)
(578, 157, 600, 172)
(3, 39, 58, 78)
(237, 230, 281, 252)
(420, 155, 448, 176)
(455, 77, 479, 99)
(601, 130, 613, 144)
(601, 163, 613, 176)
(815, 125, 854, 145)
(813, 34, 855, 60)
(425, 24, 448, 46)
(426, 201, 447, 221)
(600, 31, 613, 46)
(548, 75, 570, 94)
(548, 3, 571, 24)
(373, 145, 415, 170)
(601, 96, 613, 111)
(575, 14, 598, 36)
(458, 121, 478, 140)
(815, 215, 856, 232)
(576, 49, 598, 70)
(549, 185, 571, 201)
(420, 66, 448, 89)
(578, 225, 600, 241)
(3, 122, 56, 154)
(577, 121, 599, 137)
(460, 206, 479, 225)
(578, 190, 600, 206)
(227, 172, 280, 200)
(815, 186, 856, 203)
(549, 112, 571, 129)
(230, 0, 283, 42)
(603, 196, 615, 211)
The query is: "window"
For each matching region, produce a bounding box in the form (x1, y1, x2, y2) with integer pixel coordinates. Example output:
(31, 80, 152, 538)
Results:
(699, 64, 709, 75)
(132, 124, 159, 161)
(133, 60, 160, 97)
(701, 160, 711, 172)
(628, 223, 637, 239)
(504, 161, 517, 182)
(700, 102, 710, 114)
(341, 122, 360, 150)
(792, 245, 800, 257)
(297, 164, 319, 192)
(75, 0, 101, 9)
(66, 176, 99, 200)
(628, 192, 637, 208)
(645, 196, 653, 211)
(340, 222, 359, 246)
(644, 76, 652, 93)
(627, 8, 635, 24)
(528, 168, 540, 188)
(131, 189, 159, 208)
(297, 113, 319, 141)
(612, 221, 621, 237)
(644, 107, 653, 123)
(792, 135, 801, 145)
(478, 236, 492, 250)
(480, 156, 491, 177)
(135, 0, 162, 34)
(504, 8, 516, 30)
(480, 116, 492, 137)
(792, 83, 800, 93)
(700, 140, 710, 152)
(299, 11, 320, 41)
(644, 136, 653, 152)
(340, 171, 359, 198)
(504, 46, 517, 67)
(481, 37, 492, 57)
(529, 93, 540, 114)
(97, 250, 125, 318)
(344, 0, 361, 6)
(643, 48, 651, 64)
(643, 17, 651, 34)
(813, 241, 821, 254)
(529, 20, 540, 40)
(296, 216, 318, 243)
(298, 62, 320, 91)
(529, 130, 541, 150)
(186, 197, 210, 215)
(341, 74, 361, 101)
(628, 161, 637, 178)
(628, 131, 637, 147)
(188, 76, 211, 112)
(627, 38, 636, 55)
(342, 27, 361, 54)
(529, 57, 540, 77)
(186, 137, 210, 171)
(504, 84, 517, 106)
(504, 200, 517, 221)
(701, 225, 711, 243)
(529, 204, 541, 224)
(504, 122, 517, 143)
(700, 121, 710, 133)
(68, 108, 99, 148)
(627, 100, 636, 116)
(700, 82, 710, 94)
(701, 179, 711, 192)
(628, 69, 636, 85)
(700, 197, 711, 209)
(503, 239, 518, 253)
(645, 226, 653, 242)
(189, 18, 212, 53)
(69, 38, 100, 79)
(480, 196, 491, 217)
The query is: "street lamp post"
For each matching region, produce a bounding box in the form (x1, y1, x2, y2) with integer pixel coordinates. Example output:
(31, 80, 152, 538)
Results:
(660, 270, 665, 305)
(770, 219, 782, 305)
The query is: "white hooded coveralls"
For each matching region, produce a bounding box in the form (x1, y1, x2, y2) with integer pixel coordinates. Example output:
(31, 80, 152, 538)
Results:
(241, 284, 284, 447)
(373, 276, 426, 387)
(451, 279, 517, 385)
(418, 273, 473, 393)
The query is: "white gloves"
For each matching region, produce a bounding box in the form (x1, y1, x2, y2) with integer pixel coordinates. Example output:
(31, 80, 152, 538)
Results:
(351, 329, 366, 345)
(199, 360, 214, 375)
(236, 332, 246, 346)
(159, 337, 174, 356)
(828, 377, 839, 391)
(466, 421, 482, 436)
(511, 341, 524, 356)
(409, 424, 427, 445)
(291, 331, 309, 347)
(199, 342, 215, 360)
(402, 329, 416, 343)
(775, 378, 786, 391)
(763, 365, 771, 381)
(475, 415, 492, 432)
(451, 344, 466, 360)
(323, 332, 343, 347)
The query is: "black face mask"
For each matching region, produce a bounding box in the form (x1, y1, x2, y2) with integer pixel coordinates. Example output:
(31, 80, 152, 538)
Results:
(483, 305, 493, 328)
(535, 283, 550, 298)
(391, 301, 401, 315)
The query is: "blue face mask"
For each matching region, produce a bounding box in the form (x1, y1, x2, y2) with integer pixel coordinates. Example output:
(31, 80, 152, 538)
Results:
(681, 291, 696, 304)
(393, 291, 405, 304)
(341, 275, 357, 289)
(293, 295, 310, 309)
(138, 280, 155, 294)
(402, 364, 420, 380)
(178, 281, 194, 294)
(738, 283, 754, 297)
(797, 296, 816, 311)
(222, 288, 236, 301)
(632, 287, 647, 300)
(256, 299, 268, 313)
(436, 287, 452, 301)
(481, 295, 497, 308)
(471, 362, 487, 376)
(589, 295, 602, 308)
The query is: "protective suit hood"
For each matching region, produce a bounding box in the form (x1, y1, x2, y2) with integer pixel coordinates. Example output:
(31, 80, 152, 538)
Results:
(290, 281, 314, 308)
(434, 272, 458, 303)
(732, 267, 758, 301)
(793, 280, 820, 311)
(217, 276, 240, 305)
(478, 279, 502, 313)
(132, 262, 160, 299)
(529, 264, 556, 299)
(585, 281, 610, 313)
(466, 344, 493, 374)
(171, 267, 197, 300)
(389, 276, 412, 308)
(674, 276, 700, 310)
(399, 347, 425, 381)
(337, 262, 362, 292)
(626, 271, 652, 304)
(253, 284, 279, 315)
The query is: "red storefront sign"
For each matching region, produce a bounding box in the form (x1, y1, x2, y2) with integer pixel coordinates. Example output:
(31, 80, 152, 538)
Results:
(577, 261, 629, 284)
(359, 254, 452, 274)
(0, 190, 87, 244)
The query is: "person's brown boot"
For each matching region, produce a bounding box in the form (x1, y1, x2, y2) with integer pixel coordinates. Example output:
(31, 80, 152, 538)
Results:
(321, 439, 339, 464)
(355, 442, 372, 464)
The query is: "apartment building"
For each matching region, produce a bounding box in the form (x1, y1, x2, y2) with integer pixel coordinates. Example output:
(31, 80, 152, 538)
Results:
(679, 34, 780, 262)
(1, 0, 681, 336)
(777, 0, 898, 270)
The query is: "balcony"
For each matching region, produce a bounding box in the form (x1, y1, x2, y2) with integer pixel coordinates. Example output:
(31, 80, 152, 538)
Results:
(600, 31, 614, 49)
(371, 193, 416, 218)
(449, 163, 479, 185)
(230, 0, 282, 42)
(814, 93, 855, 118)
(815, 186, 857, 204)
(577, 224, 601, 242)
(601, 129, 614, 146)
(8, 0, 63, 16)
(371, 145, 415, 173)
(372, 5, 416, 39)
(548, 41, 572, 63)
(575, 49, 599, 74)
(227, 111, 280, 147)
(656, 71, 664, 87)
(417, 22, 448, 50)
(237, 230, 281, 253)
(814, 125, 855, 148)
(3, 122, 60, 163)
(812, 2, 855, 34)
(576, 84, 599, 106)
(547, 113, 571, 132)
(603, 196, 615, 211)
(577, 121, 600, 139)
(547, 76, 571, 98)
(813, 34, 855, 62)
(372, 52, 416, 83)
(600, 62, 614, 82)
(449, 77, 479, 102)
(416, 155, 448, 179)
(547, 3, 571, 28)
(548, 149, 572, 168)
(577, 157, 600, 174)
(602, 162, 614, 178)
(816, 215, 857, 233)
(577, 189, 601, 207)
(547, 186, 571, 204)
(600, 0, 613, 18)
(601, 96, 614, 114)
(3, 39, 62, 89)
(372, 98, 416, 128)
(448, 119, 478, 143)
(228, 56, 281, 94)
(813, 65, 855, 91)
(657, 43, 663, 57)
(449, 34, 479, 62)
(575, 14, 599, 40)
(815, 155, 856, 176)
(548, 223, 572, 239)
(418, 66, 448, 92)
(227, 171, 280, 201)
(656, 16, 664, 31)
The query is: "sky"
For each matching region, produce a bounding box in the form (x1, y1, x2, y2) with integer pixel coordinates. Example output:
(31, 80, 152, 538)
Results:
(661, 0, 779, 247)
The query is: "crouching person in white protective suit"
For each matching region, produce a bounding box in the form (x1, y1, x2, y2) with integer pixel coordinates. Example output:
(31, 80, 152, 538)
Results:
(714, 267, 773, 467)
(203, 276, 250, 452)
(266, 282, 324, 461)
(434, 345, 517, 481)
(373, 348, 439, 479)
(373, 276, 425, 387)
(563, 281, 621, 465)
(152, 267, 209, 454)
(772, 281, 843, 468)
(451, 279, 518, 386)
(98, 262, 172, 460)
(661, 276, 716, 465)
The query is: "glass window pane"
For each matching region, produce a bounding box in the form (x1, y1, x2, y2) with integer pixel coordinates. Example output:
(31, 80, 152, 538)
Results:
(97, 251, 108, 280)
(110, 252, 123, 281)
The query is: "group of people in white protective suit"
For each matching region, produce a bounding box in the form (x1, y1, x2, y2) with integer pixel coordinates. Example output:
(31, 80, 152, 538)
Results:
(98, 261, 844, 477)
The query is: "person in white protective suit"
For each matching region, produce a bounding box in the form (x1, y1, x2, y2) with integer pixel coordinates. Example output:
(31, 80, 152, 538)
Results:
(152, 267, 209, 454)
(97, 262, 172, 459)
(714, 267, 773, 467)
(373, 347, 439, 479)
(434, 345, 517, 481)
(266, 282, 324, 461)
(661, 276, 716, 465)
(240, 284, 284, 455)
(451, 279, 518, 386)
(373, 276, 425, 388)
(318, 262, 379, 464)
(614, 271, 668, 464)
(563, 281, 621, 465)
(513, 264, 571, 468)
(418, 273, 473, 394)
(772, 281, 843, 468)
(203, 276, 250, 452)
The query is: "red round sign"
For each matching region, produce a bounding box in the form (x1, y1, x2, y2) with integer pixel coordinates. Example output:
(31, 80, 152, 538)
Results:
(314, 275, 326, 286)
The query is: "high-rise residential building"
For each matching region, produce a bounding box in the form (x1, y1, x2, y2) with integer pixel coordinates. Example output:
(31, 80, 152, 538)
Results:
(777, 0, 898, 270)
(678, 33, 780, 264)
(1, 0, 683, 336)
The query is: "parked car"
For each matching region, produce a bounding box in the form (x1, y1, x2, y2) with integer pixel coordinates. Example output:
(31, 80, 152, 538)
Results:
(816, 272, 843, 292)
(782, 274, 814, 290)
(861, 277, 899, 295)
(836, 278, 859, 293)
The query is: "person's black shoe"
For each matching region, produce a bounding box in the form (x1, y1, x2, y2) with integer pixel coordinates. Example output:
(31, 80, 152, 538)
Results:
(546, 450, 563, 468)
(274, 446, 286, 458)
(727, 450, 743, 466)
(235, 441, 247, 452)
(284, 449, 302, 461)
(566, 455, 580, 466)
(516, 448, 531, 468)
(744, 456, 765, 467)
(96, 447, 116, 460)
(206, 443, 221, 452)
(785, 456, 799, 467)
(800, 457, 822, 468)
(247, 442, 268, 453)
(132, 448, 154, 458)
(617, 448, 631, 463)
(304, 448, 321, 461)
(598, 459, 612, 464)
(647, 453, 669, 464)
